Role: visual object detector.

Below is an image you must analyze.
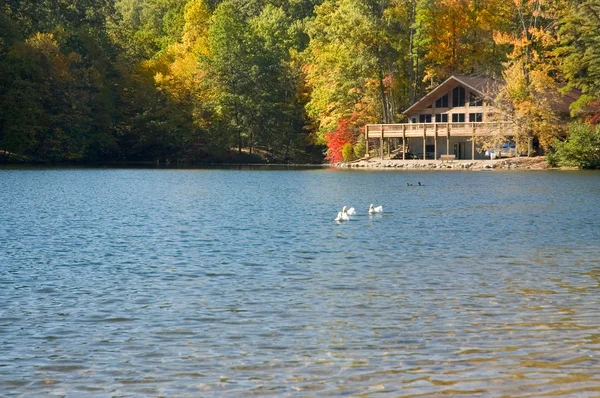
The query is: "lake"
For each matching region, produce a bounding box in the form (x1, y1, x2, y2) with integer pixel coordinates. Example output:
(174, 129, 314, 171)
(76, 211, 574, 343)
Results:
(1, 168, 599, 396)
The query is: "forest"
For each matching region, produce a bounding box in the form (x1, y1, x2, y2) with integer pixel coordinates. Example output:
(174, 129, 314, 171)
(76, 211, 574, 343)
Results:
(0, 0, 599, 164)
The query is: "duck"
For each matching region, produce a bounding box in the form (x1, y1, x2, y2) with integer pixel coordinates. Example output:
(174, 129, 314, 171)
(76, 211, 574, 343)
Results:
(406, 182, 413, 187)
(335, 211, 350, 221)
(369, 204, 383, 213)
(342, 206, 356, 216)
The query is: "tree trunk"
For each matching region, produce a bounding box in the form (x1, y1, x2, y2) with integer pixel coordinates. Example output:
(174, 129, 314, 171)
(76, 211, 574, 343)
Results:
(388, 65, 396, 123)
(249, 131, 253, 155)
(378, 67, 389, 124)
(408, 0, 417, 104)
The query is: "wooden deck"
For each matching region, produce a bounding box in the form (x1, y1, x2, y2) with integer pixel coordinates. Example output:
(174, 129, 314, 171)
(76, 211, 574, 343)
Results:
(365, 122, 518, 160)
(365, 122, 512, 139)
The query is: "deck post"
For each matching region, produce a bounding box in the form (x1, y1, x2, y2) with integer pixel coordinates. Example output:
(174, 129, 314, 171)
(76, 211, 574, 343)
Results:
(423, 124, 426, 160)
(402, 124, 406, 160)
(434, 123, 438, 160)
(387, 136, 391, 158)
(446, 123, 451, 155)
(380, 125, 384, 160)
(472, 123, 475, 160)
(365, 125, 369, 156)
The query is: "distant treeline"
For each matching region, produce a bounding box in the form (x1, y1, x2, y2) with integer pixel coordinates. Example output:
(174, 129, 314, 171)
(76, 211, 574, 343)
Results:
(0, 1, 598, 164)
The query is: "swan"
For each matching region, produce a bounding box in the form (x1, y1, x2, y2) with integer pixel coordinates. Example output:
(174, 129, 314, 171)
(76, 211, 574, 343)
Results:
(369, 204, 383, 213)
(335, 211, 349, 221)
(342, 206, 356, 216)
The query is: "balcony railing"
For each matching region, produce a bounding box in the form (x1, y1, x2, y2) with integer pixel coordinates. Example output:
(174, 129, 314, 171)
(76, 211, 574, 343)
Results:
(365, 122, 513, 139)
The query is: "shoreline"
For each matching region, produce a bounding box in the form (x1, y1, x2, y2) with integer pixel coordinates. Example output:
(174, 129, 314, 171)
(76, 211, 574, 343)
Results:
(334, 156, 556, 171)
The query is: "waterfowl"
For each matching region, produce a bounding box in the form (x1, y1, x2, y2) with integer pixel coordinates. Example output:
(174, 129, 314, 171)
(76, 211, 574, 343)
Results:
(406, 182, 413, 187)
(369, 204, 383, 213)
(335, 211, 350, 221)
(342, 206, 356, 216)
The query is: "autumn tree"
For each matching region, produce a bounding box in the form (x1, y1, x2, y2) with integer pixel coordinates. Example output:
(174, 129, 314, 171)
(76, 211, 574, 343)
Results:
(304, 0, 412, 156)
(0, 0, 120, 162)
(416, 0, 512, 83)
(491, 0, 569, 151)
(325, 117, 356, 163)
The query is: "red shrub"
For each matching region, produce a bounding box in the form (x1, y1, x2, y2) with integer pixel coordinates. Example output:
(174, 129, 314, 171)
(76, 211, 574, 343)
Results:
(325, 118, 355, 163)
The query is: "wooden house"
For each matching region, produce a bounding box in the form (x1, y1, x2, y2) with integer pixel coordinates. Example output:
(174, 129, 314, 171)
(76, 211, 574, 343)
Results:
(365, 75, 578, 160)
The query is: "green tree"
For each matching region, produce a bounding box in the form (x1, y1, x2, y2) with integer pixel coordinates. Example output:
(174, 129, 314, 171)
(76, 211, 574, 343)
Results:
(304, 0, 405, 137)
(110, 0, 188, 59)
(558, 0, 600, 118)
(547, 122, 600, 169)
(0, 33, 94, 161)
(205, 1, 258, 153)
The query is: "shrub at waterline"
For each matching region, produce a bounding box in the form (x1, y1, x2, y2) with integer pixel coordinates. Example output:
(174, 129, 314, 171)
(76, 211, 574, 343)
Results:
(547, 123, 600, 169)
(342, 143, 355, 162)
(353, 134, 366, 159)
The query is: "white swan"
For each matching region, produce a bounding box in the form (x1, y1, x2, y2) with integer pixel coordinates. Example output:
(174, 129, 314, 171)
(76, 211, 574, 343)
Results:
(369, 204, 383, 213)
(335, 211, 350, 221)
(342, 206, 356, 216)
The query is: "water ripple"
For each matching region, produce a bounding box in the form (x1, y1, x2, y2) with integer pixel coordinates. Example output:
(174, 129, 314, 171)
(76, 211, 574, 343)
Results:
(0, 169, 599, 396)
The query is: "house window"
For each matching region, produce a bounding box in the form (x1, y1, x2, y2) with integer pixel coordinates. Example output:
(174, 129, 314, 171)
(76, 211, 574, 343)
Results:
(469, 92, 483, 106)
(419, 114, 432, 123)
(452, 86, 466, 107)
(435, 114, 448, 123)
(435, 94, 449, 108)
(469, 113, 483, 122)
(411, 117, 417, 123)
(452, 113, 465, 122)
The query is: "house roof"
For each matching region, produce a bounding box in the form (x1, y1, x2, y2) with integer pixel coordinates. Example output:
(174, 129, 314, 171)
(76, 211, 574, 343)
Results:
(404, 75, 498, 114)
(555, 87, 582, 114)
(404, 74, 581, 116)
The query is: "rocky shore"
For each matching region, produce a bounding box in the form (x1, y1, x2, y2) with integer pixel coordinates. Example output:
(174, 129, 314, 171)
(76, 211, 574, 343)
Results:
(335, 156, 552, 170)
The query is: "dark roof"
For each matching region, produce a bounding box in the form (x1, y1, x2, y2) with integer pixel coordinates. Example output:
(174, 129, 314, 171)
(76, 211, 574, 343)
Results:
(555, 88, 582, 114)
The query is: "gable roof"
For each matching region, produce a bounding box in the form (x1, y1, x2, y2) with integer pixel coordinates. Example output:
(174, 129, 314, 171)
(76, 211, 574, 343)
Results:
(404, 75, 581, 116)
(404, 75, 498, 114)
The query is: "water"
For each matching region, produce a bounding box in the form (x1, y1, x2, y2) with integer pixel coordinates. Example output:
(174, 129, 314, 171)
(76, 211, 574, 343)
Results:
(1, 168, 599, 396)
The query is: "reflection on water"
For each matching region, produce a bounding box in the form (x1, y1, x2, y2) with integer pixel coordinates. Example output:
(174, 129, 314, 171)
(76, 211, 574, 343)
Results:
(1, 169, 599, 396)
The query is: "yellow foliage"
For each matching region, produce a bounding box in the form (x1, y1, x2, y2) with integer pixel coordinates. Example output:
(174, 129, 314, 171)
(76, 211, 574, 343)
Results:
(181, 0, 210, 56)
(420, 0, 512, 81)
(25, 32, 59, 54)
(134, 0, 213, 130)
(492, 59, 562, 151)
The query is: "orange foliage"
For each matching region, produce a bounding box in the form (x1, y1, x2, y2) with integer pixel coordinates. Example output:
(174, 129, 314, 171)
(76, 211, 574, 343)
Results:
(587, 100, 600, 125)
(325, 117, 356, 163)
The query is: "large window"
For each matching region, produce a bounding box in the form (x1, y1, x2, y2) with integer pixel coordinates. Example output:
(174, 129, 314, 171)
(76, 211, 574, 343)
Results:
(452, 113, 465, 122)
(435, 94, 449, 108)
(469, 92, 483, 106)
(419, 114, 432, 123)
(452, 86, 466, 107)
(435, 114, 448, 123)
(469, 113, 483, 122)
